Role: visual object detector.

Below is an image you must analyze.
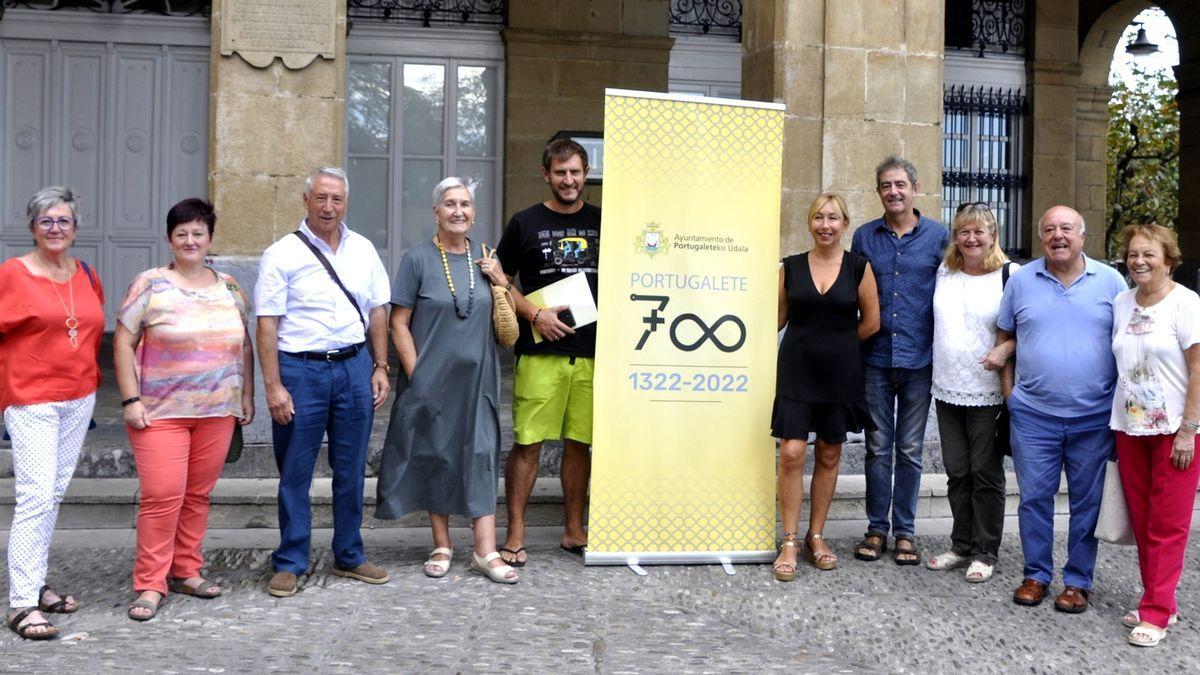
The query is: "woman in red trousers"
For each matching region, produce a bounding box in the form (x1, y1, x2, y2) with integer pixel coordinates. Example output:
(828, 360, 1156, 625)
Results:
(1110, 223, 1200, 648)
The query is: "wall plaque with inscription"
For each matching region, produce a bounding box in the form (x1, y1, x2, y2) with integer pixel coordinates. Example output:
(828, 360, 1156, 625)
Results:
(220, 0, 337, 69)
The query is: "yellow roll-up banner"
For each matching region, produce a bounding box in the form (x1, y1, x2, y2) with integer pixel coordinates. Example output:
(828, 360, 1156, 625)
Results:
(587, 90, 784, 565)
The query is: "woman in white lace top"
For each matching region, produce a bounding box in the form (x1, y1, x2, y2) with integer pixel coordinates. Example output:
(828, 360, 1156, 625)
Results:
(926, 203, 1016, 583)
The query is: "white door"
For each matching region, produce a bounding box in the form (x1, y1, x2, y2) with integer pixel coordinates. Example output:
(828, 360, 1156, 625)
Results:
(346, 25, 504, 277)
(0, 11, 210, 328)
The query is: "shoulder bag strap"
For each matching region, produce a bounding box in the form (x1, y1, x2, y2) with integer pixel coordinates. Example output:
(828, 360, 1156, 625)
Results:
(292, 231, 366, 330)
(1001, 260, 1012, 288)
(77, 259, 99, 295)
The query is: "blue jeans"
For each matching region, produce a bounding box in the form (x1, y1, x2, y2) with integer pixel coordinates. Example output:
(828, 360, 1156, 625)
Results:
(863, 364, 932, 539)
(271, 348, 374, 574)
(1008, 394, 1111, 589)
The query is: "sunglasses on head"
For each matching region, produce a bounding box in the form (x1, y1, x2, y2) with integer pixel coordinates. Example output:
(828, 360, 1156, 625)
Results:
(956, 201, 991, 214)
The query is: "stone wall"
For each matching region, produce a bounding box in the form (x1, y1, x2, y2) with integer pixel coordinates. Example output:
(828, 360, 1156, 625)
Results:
(208, 0, 347, 256)
(742, 0, 945, 254)
(502, 0, 673, 217)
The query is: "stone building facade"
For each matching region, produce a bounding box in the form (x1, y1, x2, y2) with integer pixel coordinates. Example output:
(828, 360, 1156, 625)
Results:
(0, 0, 1198, 303)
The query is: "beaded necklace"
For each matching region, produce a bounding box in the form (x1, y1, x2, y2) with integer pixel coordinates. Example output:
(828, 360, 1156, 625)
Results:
(435, 234, 474, 319)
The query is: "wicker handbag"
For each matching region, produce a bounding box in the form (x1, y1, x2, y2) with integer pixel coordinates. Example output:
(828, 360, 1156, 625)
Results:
(492, 285, 518, 348)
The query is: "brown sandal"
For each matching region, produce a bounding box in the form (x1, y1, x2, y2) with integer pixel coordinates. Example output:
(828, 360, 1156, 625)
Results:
(854, 532, 888, 562)
(893, 537, 920, 566)
(7, 608, 58, 640)
(37, 585, 78, 614)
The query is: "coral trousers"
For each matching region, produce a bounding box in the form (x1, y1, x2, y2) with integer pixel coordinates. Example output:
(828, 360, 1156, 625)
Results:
(1116, 431, 1200, 629)
(128, 416, 235, 594)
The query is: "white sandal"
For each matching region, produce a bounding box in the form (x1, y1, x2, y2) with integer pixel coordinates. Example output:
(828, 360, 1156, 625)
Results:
(964, 560, 994, 583)
(1128, 624, 1168, 647)
(925, 551, 970, 571)
(470, 551, 519, 584)
(1122, 610, 1178, 629)
(424, 547, 453, 578)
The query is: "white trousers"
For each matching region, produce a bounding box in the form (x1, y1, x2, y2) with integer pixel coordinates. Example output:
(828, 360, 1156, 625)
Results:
(4, 393, 94, 608)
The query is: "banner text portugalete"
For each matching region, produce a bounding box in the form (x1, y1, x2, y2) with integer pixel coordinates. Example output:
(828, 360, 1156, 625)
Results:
(630, 273, 749, 293)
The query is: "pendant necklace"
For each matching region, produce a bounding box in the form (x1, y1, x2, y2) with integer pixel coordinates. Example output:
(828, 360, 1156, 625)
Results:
(46, 265, 79, 349)
(435, 235, 475, 319)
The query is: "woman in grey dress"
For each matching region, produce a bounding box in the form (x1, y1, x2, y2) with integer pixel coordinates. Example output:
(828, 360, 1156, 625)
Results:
(376, 177, 519, 583)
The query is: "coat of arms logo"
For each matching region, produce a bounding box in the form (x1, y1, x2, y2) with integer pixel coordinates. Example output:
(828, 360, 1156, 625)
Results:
(634, 222, 669, 257)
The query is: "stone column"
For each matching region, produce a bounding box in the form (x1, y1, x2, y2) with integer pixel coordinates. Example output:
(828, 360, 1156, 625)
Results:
(742, 0, 945, 252)
(1028, 2, 1088, 253)
(1075, 84, 1112, 256)
(1176, 61, 1200, 279)
(208, 0, 347, 255)
(207, 0, 347, 443)
(502, 0, 673, 217)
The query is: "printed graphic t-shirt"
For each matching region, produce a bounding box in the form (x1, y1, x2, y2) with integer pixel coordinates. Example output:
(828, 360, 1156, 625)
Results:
(497, 202, 601, 357)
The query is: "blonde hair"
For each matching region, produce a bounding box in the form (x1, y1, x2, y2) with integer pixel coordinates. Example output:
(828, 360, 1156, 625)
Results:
(1118, 223, 1182, 271)
(806, 193, 851, 231)
(943, 203, 1008, 272)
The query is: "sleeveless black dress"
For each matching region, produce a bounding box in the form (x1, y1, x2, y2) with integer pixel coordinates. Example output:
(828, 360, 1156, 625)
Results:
(771, 251, 874, 441)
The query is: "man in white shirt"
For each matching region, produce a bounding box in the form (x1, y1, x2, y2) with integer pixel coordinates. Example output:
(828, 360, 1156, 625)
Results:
(255, 166, 392, 597)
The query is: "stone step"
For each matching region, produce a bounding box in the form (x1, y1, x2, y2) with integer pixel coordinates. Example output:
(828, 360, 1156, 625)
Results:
(0, 472, 1139, 531)
(1, 439, 968, 480)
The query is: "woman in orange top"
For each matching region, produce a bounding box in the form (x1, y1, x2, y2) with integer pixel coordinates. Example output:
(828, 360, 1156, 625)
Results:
(0, 186, 105, 640)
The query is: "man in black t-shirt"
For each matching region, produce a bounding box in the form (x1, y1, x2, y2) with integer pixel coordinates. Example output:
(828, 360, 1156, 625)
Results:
(495, 139, 600, 565)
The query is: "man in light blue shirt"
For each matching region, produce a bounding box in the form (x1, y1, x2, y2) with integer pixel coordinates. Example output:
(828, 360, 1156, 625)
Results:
(850, 156, 948, 565)
(997, 205, 1127, 613)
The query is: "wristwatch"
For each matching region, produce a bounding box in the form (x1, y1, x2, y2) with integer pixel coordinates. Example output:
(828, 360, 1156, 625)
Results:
(373, 362, 391, 374)
(1182, 420, 1200, 433)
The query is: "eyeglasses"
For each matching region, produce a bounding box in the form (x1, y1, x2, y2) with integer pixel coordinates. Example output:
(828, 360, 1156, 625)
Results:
(956, 202, 991, 214)
(34, 217, 77, 231)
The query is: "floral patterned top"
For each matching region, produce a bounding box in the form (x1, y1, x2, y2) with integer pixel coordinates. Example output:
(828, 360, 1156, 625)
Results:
(117, 267, 250, 420)
(1110, 285, 1200, 435)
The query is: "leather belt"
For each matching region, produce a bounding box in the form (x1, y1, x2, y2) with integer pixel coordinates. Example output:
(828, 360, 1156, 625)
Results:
(283, 342, 365, 362)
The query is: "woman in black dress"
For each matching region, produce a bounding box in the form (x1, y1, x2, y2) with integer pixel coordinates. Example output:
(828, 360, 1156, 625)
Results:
(772, 193, 880, 581)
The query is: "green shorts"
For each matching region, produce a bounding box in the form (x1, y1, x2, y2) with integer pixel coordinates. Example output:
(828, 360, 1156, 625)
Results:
(512, 354, 594, 446)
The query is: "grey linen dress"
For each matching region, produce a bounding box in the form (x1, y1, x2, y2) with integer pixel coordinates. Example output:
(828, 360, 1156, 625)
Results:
(375, 239, 501, 519)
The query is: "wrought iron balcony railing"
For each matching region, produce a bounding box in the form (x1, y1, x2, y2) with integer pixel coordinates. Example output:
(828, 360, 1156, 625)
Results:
(669, 0, 740, 39)
(347, 0, 504, 28)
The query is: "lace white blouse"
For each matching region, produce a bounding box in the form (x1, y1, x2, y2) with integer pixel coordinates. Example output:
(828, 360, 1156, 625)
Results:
(931, 262, 1017, 406)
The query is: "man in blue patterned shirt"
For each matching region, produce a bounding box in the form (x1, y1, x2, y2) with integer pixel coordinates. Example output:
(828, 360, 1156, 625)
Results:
(850, 156, 949, 565)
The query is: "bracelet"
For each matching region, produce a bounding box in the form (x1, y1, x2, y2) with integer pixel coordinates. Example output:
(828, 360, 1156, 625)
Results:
(532, 308, 542, 323)
(1183, 420, 1200, 433)
(121, 396, 141, 407)
(504, 281, 513, 292)
(373, 362, 391, 374)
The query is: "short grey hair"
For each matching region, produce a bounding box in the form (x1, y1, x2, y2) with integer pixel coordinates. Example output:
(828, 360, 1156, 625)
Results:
(27, 186, 79, 226)
(305, 166, 349, 197)
(432, 176, 476, 206)
(875, 156, 918, 187)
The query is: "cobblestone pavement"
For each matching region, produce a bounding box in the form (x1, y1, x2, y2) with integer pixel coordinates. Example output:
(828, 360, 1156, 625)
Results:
(1, 527, 1198, 673)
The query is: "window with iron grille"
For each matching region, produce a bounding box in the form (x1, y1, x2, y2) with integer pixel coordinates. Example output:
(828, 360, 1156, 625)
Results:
(0, 0, 209, 15)
(942, 86, 1028, 256)
(945, 0, 1026, 58)
(346, 0, 504, 28)
(668, 0, 741, 39)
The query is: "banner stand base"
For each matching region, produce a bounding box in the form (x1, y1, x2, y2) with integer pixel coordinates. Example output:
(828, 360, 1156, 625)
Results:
(586, 550, 776, 567)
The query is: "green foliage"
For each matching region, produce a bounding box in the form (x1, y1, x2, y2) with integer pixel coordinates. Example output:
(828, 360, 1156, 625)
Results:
(1106, 66, 1179, 258)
